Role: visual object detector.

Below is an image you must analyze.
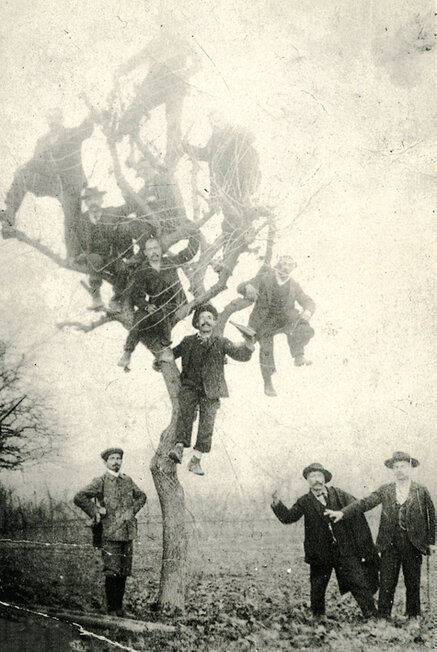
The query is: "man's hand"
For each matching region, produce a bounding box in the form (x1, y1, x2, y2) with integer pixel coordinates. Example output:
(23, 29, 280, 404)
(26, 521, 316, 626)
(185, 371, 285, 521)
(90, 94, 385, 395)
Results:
(244, 284, 258, 302)
(147, 304, 158, 314)
(271, 490, 280, 507)
(300, 310, 312, 323)
(325, 509, 344, 522)
(429, 544, 436, 555)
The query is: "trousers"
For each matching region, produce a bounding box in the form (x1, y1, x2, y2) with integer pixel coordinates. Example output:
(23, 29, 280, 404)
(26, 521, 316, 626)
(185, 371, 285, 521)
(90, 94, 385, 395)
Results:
(378, 534, 422, 618)
(86, 253, 129, 299)
(310, 557, 377, 617)
(101, 540, 133, 577)
(124, 307, 173, 354)
(175, 385, 220, 453)
(259, 319, 315, 376)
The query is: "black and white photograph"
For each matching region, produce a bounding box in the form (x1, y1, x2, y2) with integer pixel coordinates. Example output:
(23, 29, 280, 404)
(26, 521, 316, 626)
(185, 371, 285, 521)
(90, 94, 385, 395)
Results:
(0, 1, 436, 650)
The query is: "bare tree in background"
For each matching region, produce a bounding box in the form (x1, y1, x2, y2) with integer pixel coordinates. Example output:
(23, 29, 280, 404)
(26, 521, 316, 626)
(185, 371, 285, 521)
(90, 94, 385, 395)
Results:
(0, 342, 58, 471)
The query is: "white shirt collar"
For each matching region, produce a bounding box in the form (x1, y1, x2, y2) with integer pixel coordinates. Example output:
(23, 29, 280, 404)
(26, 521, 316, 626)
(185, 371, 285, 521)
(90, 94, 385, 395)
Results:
(395, 480, 411, 504)
(274, 270, 291, 286)
(106, 469, 120, 478)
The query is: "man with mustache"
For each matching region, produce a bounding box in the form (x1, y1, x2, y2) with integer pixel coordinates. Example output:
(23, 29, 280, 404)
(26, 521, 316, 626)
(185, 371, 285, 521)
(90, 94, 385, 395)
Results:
(117, 232, 199, 370)
(326, 452, 436, 623)
(74, 448, 147, 616)
(238, 255, 315, 397)
(167, 303, 255, 475)
(272, 463, 379, 621)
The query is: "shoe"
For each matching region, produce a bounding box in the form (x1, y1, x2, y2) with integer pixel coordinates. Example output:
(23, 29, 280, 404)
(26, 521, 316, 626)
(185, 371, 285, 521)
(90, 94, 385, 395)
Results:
(188, 456, 205, 476)
(107, 297, 123, 314)
(1, 223, 16, 239)
(107, 610, 117, 617)
(264, 381, 277, 397)
(294, 355, 312, 367)
(117, 351, 131, 370)
(168, 443, 184, 464)
(116, 608, 125, 618)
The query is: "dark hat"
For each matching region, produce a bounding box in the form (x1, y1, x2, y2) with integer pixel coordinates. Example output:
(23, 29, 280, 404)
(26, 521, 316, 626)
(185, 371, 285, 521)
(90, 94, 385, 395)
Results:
(82, 187, 106, 200)
(101, 447, 124, 461)
(384, 451, 419, 469)
(192, 303, 218, 329)
(302, 462, 332, 483)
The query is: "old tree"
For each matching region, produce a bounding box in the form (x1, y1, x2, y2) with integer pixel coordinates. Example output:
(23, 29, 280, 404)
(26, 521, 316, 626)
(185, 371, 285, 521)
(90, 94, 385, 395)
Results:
(8, 103, 275, 612)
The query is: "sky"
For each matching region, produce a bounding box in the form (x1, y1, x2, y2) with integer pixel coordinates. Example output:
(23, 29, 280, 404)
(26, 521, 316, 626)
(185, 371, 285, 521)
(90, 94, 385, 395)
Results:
(0, 0, 436, 512)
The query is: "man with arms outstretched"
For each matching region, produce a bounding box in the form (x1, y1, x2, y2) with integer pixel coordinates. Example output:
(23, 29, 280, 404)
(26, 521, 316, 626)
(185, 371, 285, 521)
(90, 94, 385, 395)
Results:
(272, 462, 378, 621)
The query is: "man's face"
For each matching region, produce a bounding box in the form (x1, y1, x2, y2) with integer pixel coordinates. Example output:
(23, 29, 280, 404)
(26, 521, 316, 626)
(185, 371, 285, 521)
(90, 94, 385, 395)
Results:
(392, 461, 412, 482)
(307, 471, 326, 492)
(105, 453, 122, 473)
(275, 256, 296, 279)
(145, 240, 162, 265)
(86, 196, 104, 214)
(197, 310, 216, 334)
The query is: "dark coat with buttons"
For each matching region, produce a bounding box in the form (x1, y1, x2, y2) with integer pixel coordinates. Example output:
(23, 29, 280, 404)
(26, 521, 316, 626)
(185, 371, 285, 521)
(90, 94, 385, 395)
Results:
(342, 482, 436, 554)
(74, 472, 146, 542)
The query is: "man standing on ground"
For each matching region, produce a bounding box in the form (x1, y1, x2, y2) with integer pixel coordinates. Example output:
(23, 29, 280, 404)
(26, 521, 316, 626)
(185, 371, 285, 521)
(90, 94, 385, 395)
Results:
(272, 462, 379, 621)
(74, 448, 147, 617)
(238, 255, 315, 396)
(326, 451, 436, 624)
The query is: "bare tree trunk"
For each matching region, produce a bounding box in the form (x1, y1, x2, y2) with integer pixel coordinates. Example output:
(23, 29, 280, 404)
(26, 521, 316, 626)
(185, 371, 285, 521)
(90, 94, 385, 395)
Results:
(149, 358, 187, 610)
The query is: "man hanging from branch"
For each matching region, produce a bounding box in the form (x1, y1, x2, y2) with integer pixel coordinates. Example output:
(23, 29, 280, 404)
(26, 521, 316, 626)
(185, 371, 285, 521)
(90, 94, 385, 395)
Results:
(182, 110, 264, 269)
(113, 26, 201, 168)
(237, 255, 315, 396)
(117, 230, 200, 370)
(1, 104, 96, 259)
(74, 448, 147, 617)
(167, 303, 255, 476)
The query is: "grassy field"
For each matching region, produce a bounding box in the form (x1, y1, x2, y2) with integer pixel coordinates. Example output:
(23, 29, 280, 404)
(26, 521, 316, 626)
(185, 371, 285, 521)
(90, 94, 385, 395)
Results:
(1, 506, 437, 651)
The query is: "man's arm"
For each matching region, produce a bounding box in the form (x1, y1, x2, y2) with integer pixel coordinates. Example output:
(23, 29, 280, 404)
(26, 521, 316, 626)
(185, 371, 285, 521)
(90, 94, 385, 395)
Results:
(73, 477, 103, 519)
(424, 488, 436, 547)
(271, 493, 304, 524)
(132, 481, 147, 515)
(293, 280, 316, 319)
(166, 232, 200, 266)
(172, 337, 187, 361)
(222, 337, 254, 361)
(326, 486, 384, 522)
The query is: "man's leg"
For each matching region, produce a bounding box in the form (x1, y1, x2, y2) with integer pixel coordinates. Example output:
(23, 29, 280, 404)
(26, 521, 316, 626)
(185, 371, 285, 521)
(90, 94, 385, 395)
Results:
(118, 309, 147, 368)
(188, 396, 220, 475)
(86, 253, 105, 310)
(116, 541, 133, 615)
(169, 386, 199, 463)
(378, 546, 401, 619)
(259, 334, 277, 396)
(287, 320, 315, 366)
(310, 564, 332, 617)
(60, 186, 82, 260)
(335, 557, 377, 618)
(102, 541, 124, 615)
(401, 545, 422, 618)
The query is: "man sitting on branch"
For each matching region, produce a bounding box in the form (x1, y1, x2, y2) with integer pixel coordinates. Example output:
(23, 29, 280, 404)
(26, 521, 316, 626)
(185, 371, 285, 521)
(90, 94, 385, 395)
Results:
(118, 231, 200, 370)
(168, 303, 255, 476)
(238, 254, 315, 396)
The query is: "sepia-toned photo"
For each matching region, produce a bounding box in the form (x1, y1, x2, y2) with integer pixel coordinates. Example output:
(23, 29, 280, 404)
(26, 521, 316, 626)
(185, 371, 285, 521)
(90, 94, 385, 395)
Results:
(0, 1, 436, 649)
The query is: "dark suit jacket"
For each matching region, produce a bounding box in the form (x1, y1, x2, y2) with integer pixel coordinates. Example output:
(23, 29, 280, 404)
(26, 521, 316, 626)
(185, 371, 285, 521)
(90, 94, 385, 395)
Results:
(173, 334, 253, 399)
(74, 472, 146, 542)
(238, 266, 315, 337)
(272, 486, 379, 593)
(342, 481, 436, 555)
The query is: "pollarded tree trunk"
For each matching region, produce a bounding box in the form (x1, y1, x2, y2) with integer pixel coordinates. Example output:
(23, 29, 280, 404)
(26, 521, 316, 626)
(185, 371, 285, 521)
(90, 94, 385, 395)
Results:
(149, 358, 187, 610)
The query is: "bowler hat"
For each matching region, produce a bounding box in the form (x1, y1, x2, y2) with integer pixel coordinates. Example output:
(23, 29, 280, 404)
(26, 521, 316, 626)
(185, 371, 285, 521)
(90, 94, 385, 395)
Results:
(101, 447, 124, 461)
(302, 462, 332, 483)
(192, 303, 218, 329)
(82, 187, 106, 200)
(384, 451, 419, 469)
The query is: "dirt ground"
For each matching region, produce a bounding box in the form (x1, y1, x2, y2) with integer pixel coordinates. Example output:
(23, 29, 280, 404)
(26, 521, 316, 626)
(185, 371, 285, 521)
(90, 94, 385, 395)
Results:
(1, 517, 436, 650)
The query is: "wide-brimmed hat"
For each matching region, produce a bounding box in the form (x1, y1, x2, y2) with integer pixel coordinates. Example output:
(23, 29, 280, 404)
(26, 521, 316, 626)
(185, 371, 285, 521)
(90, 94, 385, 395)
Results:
(302, 462, 332, 483)
(101, 447, 124, 461)
(192, 303, 218, 329)
(384, 451, 419, 469)
(82, 187, 106, 200)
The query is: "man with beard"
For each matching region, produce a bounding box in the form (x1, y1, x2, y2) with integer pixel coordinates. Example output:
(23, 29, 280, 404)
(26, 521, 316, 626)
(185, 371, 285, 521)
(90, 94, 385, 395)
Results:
(2, 106, 94, 258)
(167, 303, 255, 476)
(272, 463, 379, 621)
(238, 255, 315, 396)
(326, 452, 436, 624)
(74, 448, 147, 617)
(117, 231, 200, 370)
